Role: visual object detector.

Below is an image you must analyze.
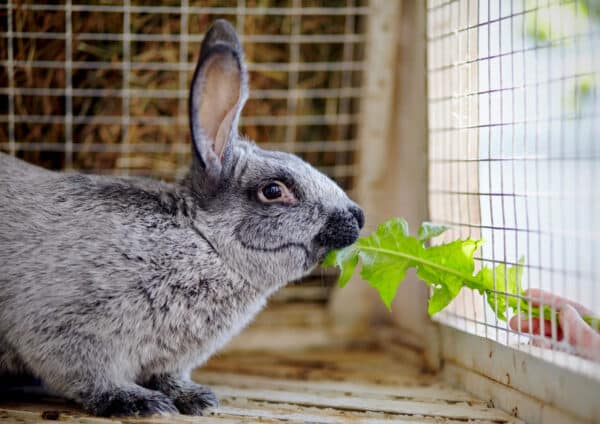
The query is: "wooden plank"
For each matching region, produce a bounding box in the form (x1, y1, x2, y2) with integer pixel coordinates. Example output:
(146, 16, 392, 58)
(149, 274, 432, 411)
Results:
(202, 349, 431, 385)
(199, 371, 479, 402)
(0, 406, 250, 424)
(269, 286, 330, 303)
(439, 325, 600, 423)
(443, 363, 586, 424)
(216, 402, 493, 424)
(223, 327, 335, 352)
(213, 386, 521, 422)
(248, 303, 329, 327)
(1, 407, 113, 424)
(0, 399, 518, 424)
(196, 372, 485, 404)
(222, 303, 336, 352)
(0, 346, 527, 424)
(374, 326, 429, 369)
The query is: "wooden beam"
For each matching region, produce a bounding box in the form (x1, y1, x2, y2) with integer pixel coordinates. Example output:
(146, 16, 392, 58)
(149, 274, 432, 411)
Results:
(328, 0, 404, 341)
(329, 0, 439, 370)
(440, 325, 600, 424)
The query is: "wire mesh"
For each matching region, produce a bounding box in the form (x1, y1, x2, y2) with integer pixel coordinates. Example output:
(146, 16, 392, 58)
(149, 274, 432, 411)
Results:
(428, 0, 600, 372)
(0, 0, 366, 191)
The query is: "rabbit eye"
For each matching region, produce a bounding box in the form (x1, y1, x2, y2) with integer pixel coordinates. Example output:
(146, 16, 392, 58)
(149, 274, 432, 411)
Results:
(258, 181, 296, 204)
(262, 183, 281, 199)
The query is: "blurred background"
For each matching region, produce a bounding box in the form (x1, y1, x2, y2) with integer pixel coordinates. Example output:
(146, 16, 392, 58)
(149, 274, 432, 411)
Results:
(0, 0, 365, 191)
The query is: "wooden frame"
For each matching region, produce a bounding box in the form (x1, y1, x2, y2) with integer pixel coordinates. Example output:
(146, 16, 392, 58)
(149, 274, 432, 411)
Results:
(440, 326, 600, 423)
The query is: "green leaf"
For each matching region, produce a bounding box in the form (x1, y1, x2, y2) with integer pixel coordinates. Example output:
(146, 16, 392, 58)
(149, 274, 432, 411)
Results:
(428, 285, 458, 315)
(325, 217, 483, 312)
(323, 246, 359, 288)
(416, 239, 483, 314)
(480, 265, 508, 320)
(417, 222, 449, 242)
(479, 258, 525, 321)
(357, 218, 420, 310)
(418, 239, 482, 288)
(322, 250, 337, 268)
(324, 216, 600, 334)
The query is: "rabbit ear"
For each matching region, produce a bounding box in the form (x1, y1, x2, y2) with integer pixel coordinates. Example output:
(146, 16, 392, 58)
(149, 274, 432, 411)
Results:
(189, 19, 248, 180)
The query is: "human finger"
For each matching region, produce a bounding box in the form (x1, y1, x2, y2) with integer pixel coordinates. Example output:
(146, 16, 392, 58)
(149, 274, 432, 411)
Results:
(508, 314, 561, 339)
(523, 289, 593, 316)
(559, 305, 600, 362)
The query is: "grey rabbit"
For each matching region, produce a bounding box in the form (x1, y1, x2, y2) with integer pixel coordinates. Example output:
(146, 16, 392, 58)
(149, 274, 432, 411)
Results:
(0, 20, 363, 417)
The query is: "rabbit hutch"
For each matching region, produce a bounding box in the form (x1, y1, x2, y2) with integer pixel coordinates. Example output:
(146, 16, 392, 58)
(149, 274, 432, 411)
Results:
(1, 0, 599, 423)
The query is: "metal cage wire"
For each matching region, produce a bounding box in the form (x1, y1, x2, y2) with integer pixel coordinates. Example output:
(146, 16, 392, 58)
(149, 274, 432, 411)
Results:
(428, 0, 600, 375)
(0, 1, 366, 191)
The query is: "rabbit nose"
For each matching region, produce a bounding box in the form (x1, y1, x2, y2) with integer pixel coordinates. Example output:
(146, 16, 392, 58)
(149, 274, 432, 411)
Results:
(315, 207, 362, 250)
(349, 205, 365, 229)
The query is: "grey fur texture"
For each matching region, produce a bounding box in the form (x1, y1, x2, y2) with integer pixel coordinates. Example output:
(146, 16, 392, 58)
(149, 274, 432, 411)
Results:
(0, 20, 363, 417)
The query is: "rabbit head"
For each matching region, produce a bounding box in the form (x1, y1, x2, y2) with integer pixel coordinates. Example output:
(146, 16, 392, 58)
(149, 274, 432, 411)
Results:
(186, 20, 364, 287)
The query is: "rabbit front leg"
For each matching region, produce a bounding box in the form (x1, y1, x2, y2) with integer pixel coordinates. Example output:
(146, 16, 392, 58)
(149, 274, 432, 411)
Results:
(34, 366, 178, 416)
(0, 339, 29, 377)
(143, 373, 218, 415)
(21, 345, 178, 416)
(79, 384, 178, 417)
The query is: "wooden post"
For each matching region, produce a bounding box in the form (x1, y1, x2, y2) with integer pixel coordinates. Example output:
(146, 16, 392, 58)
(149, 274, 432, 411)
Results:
(328, 0, 404, 341)
(329, 0, 440, 370)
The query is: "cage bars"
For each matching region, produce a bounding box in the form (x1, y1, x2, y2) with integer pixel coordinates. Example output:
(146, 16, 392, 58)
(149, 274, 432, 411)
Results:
(1, 2, 366, 187)
(120, 0, 131, 175)
(6, 0, 15, 157)
(177, 0, 189, 176)
(65, 0, 73, 169)
(427, 0, 600, 375)
(0, 4, 370, 15)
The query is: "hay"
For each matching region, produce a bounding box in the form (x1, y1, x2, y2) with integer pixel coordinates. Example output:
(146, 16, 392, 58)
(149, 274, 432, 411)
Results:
(0, 0, 365, 190)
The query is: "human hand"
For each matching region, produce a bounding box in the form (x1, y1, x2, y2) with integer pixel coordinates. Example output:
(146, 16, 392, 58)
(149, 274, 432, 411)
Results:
(508, 289, 600, 361)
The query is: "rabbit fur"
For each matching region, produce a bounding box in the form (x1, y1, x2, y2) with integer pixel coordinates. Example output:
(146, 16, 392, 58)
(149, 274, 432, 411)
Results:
(0, 20, 363, 417)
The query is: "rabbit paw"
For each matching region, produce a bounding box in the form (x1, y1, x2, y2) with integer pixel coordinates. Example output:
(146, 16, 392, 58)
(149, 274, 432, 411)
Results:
(173, 384, 219, 416)
(144, 374, 218, 416)
(84, 386, 178, 417)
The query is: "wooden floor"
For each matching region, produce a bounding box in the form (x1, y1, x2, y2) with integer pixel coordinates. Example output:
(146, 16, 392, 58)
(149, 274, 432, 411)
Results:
(0, 346, 522, 424)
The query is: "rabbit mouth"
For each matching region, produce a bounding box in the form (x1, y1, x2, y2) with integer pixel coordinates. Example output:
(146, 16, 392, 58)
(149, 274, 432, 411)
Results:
(237, 238, 311, 257)
(236, 236, 317, 269)
(316, 246, 333, 263)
